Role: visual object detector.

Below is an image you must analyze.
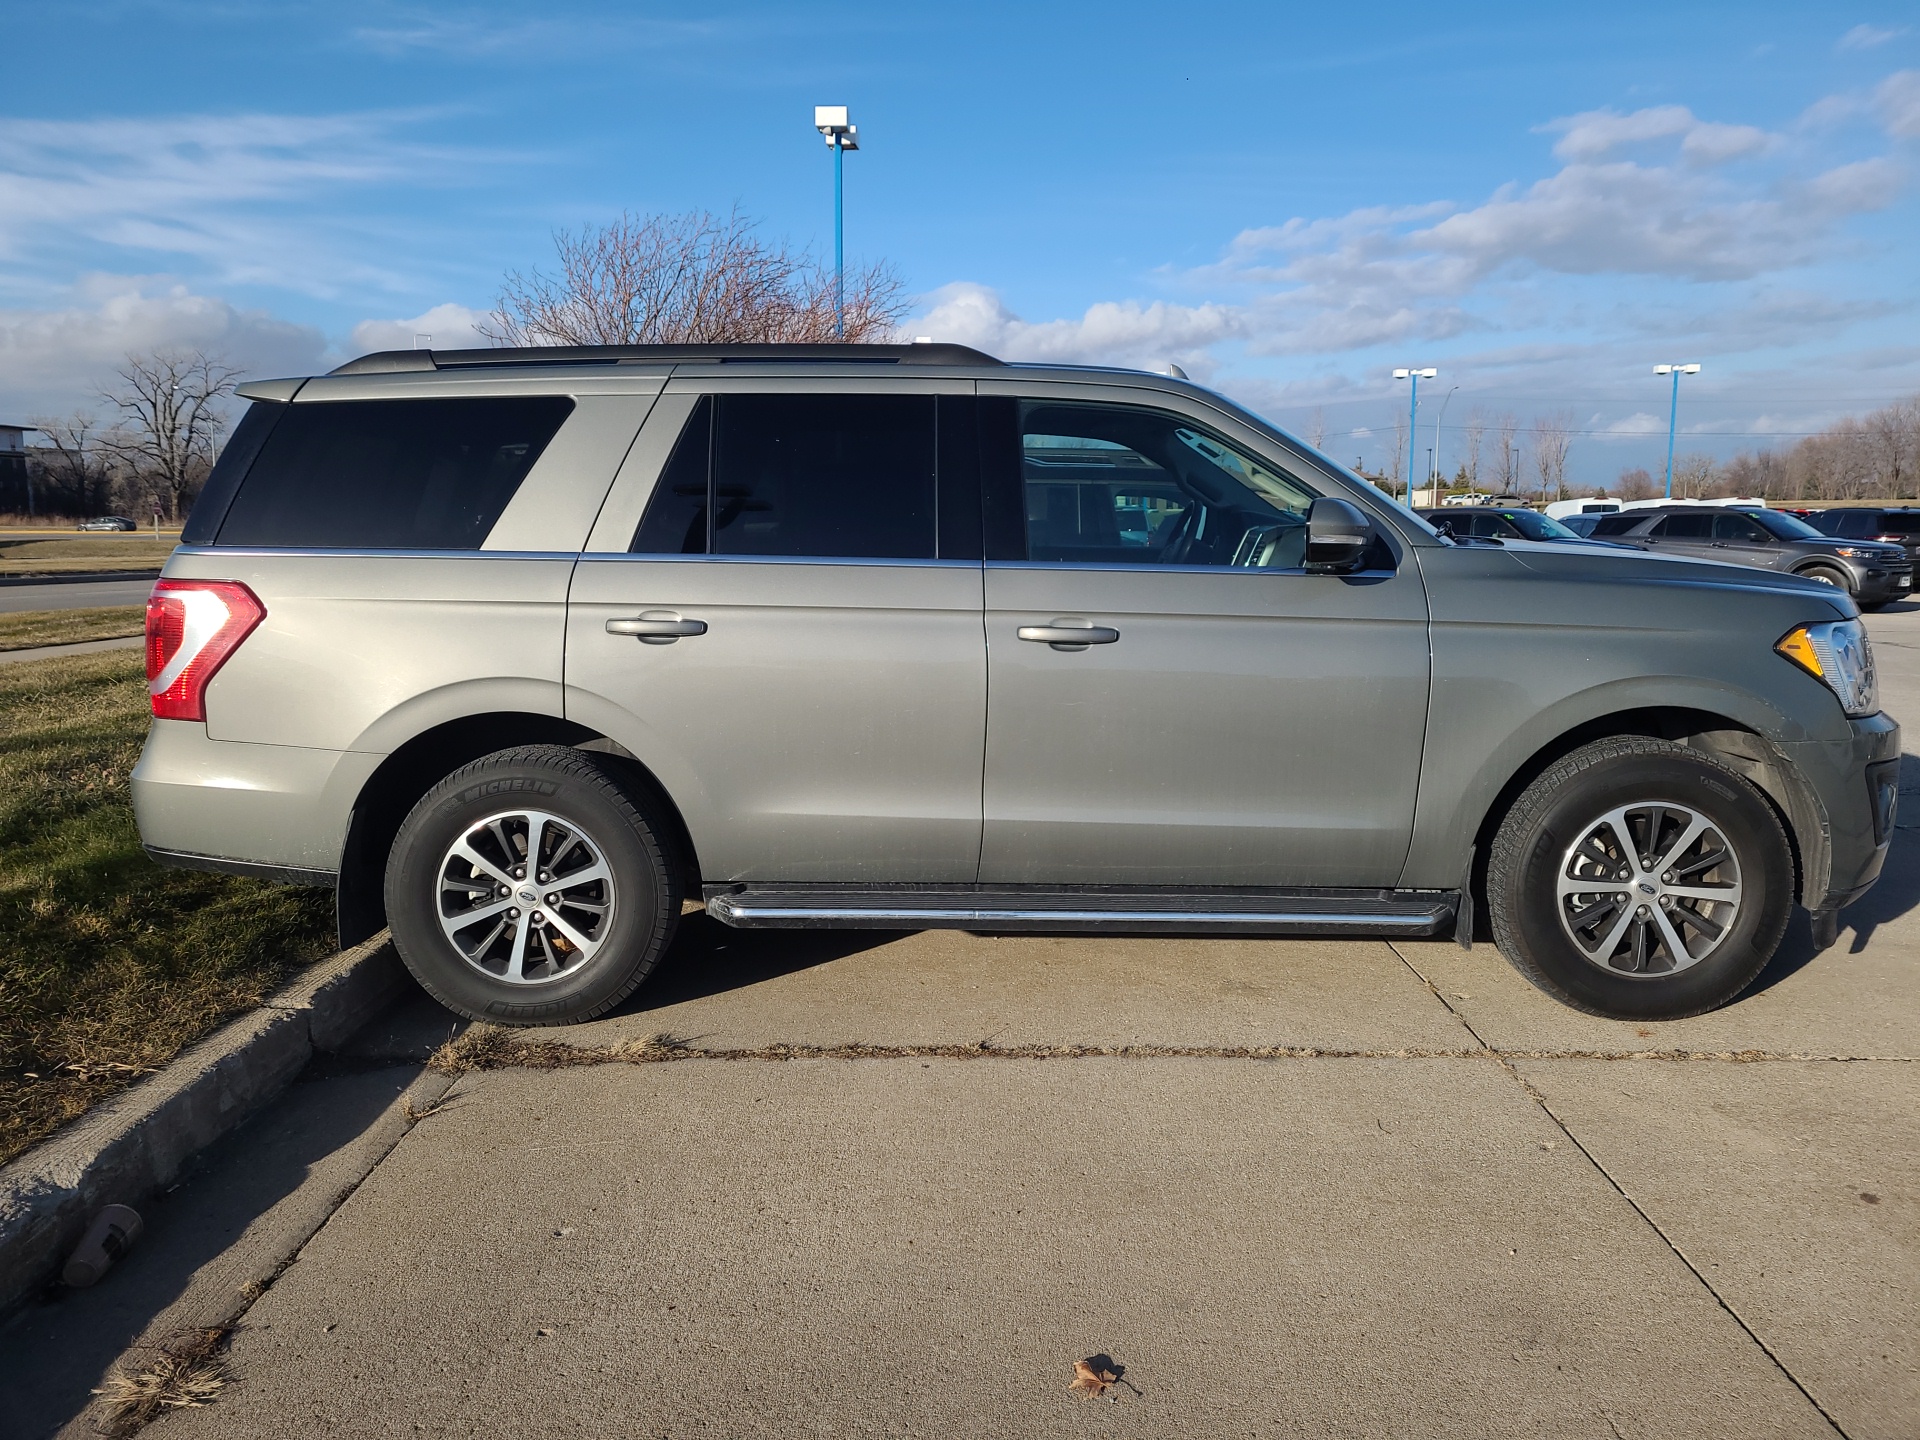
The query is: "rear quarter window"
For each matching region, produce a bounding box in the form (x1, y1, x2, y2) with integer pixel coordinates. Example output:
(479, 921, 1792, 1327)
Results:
(213, 396, 574, 549)
(1589, 514, 1645, 536)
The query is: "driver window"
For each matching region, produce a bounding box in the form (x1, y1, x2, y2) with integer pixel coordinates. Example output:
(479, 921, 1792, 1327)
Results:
(1714, 513, 1767, 542)
(1018, 401, 1317, 568)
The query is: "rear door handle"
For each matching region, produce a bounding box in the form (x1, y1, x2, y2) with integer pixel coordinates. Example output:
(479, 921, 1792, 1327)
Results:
(607, 614, 707, 642)
(1017, 623, 1120, 649)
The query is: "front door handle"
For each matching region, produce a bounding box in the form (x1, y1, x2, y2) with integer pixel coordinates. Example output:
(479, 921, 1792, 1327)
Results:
(1017, 623, 1120, 650)
(607, 613, 708, 643)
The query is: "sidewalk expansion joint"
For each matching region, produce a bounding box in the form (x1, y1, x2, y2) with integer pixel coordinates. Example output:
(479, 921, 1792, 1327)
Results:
(1388, 941, 1853, 1439)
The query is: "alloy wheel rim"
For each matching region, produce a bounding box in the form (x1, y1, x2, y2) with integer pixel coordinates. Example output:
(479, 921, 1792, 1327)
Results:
(1555, 801, 1742, 977)
(436, 809, 616, 985)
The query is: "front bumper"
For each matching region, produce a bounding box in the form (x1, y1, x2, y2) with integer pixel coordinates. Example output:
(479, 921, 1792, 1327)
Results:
(1843, 558, 1912, 602)
(1783, 710, 1902, 911)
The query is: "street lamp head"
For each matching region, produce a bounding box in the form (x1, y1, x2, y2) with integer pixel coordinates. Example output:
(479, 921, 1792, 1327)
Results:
(1654, 365, 1672, 375)
(1393, 369, 1409, 379)
(1682, 364, 1701, 374)
(1419, 368, 1437, 379)
(814, 105, 859, 149)
(1393, 368, 1437, 380)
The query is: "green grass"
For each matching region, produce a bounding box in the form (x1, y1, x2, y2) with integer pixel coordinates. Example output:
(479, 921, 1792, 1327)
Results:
(0, 535, 176, 576)
(0, 607, 147, 652)
(0, 651, 335, 1165)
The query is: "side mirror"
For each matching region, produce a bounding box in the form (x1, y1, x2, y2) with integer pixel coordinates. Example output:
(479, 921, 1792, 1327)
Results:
(1305, 496, 1374, 573)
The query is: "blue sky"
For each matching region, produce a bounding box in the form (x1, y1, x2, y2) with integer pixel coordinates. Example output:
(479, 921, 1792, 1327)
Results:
(1, 0, 1917, 486)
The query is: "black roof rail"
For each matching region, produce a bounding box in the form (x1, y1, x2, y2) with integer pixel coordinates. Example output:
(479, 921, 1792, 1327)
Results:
(330, 342, 1002, 376)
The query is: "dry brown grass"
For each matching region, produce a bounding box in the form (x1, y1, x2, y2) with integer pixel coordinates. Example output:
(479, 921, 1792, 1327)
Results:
(93, 1326, 232, 1435)
(0, 534, 175, 576)
(0, 651, 335, 1164)
(0, 606, 146, 652)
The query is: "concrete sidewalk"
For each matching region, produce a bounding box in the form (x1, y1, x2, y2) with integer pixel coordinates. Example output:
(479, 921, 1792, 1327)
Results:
(3, 615, 1917, 1437)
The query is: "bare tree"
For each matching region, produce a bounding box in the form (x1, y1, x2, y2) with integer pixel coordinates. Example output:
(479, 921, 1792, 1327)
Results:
(1530, 409, 1576, 503)
(1491, 413, 1521, 494)
(25, 411, 114, 517)
(486, 208, 907, 346)
(1307, 406, 1328, 450)
(1616, 467, 1657, 501)
(1459, 407, 1486, 490)
(1672, 452, 1718, 500)
(97, 351, 240, 523)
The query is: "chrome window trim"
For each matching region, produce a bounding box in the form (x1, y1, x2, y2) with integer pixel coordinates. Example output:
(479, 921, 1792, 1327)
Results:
(170, 545, 582, 562)
(984, 559, 1400, 580)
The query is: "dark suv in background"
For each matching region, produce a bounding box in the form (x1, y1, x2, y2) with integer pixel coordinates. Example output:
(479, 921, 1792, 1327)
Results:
(1588, 505, 1911, 609)
(1806, 507, 1920, 576)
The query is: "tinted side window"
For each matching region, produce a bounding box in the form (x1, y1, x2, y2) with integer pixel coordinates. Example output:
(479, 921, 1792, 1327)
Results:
(182, 400, 284, 546)
(216, 397, 573, 549)
(1714, 513, 1769, 542)
(1835, 510, 1876, 537)
(1590, 514, 1644, 537)
(630, 397, 711, 553)
(714, 394, 935, 559)
(1653, 514, 1713, 539)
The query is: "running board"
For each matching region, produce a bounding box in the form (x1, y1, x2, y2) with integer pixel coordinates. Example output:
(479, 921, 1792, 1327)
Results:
(703, 885, 1457, 937)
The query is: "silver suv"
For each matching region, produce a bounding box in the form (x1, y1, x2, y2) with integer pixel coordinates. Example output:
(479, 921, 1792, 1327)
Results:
(132, 343, 1899, 1024)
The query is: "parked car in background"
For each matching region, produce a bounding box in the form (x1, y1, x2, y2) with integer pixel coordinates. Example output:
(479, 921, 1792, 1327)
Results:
(1805, 507, 1920, 574)
(1559, 514, 1605, 538)
(1588, 505, 1911, 608)
(76, 516, 137, 531)
(131, 343, 1898, 1028)
(1441, 491, 1493, 507)
(1416, 506, 1606, 544)
(1543, 498, 1622, 520)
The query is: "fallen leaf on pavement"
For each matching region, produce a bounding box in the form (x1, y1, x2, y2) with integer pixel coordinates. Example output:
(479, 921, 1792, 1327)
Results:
(1070, 1358, 1119, 1397)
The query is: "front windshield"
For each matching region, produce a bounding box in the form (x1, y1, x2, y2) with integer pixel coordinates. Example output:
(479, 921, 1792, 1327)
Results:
(1752, 509, 1824, 541)
(1499, 510, 1583, 542)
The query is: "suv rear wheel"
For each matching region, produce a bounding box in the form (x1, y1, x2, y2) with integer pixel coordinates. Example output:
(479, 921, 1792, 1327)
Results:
(385, 745, 680, 1025)
(1487, 737, 1792, 1019)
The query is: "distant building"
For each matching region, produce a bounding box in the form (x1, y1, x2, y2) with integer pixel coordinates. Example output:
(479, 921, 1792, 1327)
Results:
(0, 424, 31, 514)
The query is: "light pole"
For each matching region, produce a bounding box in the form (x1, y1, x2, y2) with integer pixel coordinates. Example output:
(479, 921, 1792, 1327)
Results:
(1393, 368, 1436, 507)
(813, 105, 860, 338)
(1654, 363, 1701, 498)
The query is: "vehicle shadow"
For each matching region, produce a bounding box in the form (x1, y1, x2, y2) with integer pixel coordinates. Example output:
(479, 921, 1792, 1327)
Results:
(603, 910, 906, 1019)
(1739, 758, 1920, 995)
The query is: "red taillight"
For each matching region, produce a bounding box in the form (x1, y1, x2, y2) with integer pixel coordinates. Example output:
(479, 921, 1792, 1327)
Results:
(144, 580, 265, 722)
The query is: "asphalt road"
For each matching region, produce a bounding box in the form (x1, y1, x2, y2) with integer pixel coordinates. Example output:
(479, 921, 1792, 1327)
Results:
(0, 578, 156, 613)
(5, 603, 1918, 1439)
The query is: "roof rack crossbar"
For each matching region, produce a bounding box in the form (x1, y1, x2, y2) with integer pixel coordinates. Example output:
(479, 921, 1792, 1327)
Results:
(330, 342, 1001, 376)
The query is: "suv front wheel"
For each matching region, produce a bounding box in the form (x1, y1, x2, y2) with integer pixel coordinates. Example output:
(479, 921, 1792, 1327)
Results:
(1487, 737, 1792, 1019)
(385, 745, 681, 1025)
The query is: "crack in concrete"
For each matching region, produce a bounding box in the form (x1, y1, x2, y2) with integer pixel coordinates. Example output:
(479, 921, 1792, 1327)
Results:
(1389, 941, 1853, 1440)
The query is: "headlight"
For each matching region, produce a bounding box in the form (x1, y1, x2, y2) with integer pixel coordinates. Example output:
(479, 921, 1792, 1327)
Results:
(1833, 547, 1880, 559)
(1777, 620, 1879, 717)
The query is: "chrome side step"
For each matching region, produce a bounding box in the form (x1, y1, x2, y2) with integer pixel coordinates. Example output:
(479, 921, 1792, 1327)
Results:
(704, 885, 1456, 937)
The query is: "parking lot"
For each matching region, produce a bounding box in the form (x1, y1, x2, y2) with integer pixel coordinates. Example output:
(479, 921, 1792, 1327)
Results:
(5, 606, 1918, 1439)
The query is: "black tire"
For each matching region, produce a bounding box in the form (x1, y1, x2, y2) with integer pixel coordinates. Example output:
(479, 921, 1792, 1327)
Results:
(1795, 563, 1851, 594)
(384, 745, 680, 1026)
(1487, 737, 1793, 1019)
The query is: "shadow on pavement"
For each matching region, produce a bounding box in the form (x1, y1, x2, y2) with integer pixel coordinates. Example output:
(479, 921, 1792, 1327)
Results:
(0, 1063, 423, 1440)
(1739, 788, 1920, 998)
(605, 910, 904, 1019)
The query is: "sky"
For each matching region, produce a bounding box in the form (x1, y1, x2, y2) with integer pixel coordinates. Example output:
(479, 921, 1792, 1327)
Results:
(1, 0, 1917, 488)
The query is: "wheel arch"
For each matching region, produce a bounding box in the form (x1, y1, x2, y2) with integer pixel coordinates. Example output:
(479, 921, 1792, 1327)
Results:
(335, 711, 700, 948)
(1465, 707, 1824, 923)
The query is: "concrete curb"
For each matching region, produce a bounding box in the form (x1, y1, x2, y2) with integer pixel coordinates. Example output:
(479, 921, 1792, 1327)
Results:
(0, 932, 410, 1316)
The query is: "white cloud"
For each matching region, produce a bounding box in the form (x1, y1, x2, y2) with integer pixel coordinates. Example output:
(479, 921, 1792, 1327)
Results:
(0, 276, 326, 417)
(1601, 412, 1668, 438)
(350, 303, 494, 355)
(1803, 156, 1905, 209)
(1838, 24, 1905, 52)
(1544, 105, 1775, 166)
(911, 282, 1242, 370)
(0, 110, 490, 297)
(1880, 70, 1920, 138)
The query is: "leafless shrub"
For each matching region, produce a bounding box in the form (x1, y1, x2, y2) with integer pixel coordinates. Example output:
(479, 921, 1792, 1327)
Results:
(484, 207, 908, 347)
(94, 1326, 231, 1435)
